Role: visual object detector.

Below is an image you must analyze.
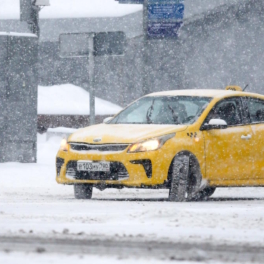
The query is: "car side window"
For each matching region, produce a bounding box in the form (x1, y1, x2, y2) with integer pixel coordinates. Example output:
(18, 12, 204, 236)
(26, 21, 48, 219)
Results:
(205, 98, 243, 126)
(247, 98, 264, 123)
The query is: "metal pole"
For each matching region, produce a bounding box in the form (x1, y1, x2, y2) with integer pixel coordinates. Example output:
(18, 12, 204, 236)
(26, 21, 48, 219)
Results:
(31, 2, 40, 38)
(88, 36, 95, 125)
(142, 0, 149, 95)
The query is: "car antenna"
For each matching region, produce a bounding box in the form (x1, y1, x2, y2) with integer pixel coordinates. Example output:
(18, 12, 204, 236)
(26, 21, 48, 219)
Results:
(243, 84, 249, 91)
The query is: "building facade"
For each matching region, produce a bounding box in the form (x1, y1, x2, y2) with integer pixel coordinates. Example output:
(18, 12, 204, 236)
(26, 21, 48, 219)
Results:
(1, 0, 263, 107)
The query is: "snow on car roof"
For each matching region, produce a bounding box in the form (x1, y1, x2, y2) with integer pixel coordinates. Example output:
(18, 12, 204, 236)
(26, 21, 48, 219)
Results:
(147, 89, 264, 99)
(147, 89, 242, 98)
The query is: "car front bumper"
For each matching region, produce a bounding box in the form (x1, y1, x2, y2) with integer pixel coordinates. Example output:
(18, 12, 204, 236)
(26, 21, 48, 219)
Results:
(56, 147, 175, 187)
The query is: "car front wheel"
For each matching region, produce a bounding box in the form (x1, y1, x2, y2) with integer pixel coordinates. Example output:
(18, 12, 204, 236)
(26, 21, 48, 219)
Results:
(168, 154, 202, 202)
(74, 184, 93, 199)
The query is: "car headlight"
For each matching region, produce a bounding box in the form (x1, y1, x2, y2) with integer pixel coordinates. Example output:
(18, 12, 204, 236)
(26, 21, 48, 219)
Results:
(127, 133, 175, 153)
(60, 138, 69, 152)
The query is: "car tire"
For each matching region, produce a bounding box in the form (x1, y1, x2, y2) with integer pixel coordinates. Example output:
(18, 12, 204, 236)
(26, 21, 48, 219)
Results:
(74, 184, 93, 199)
(168, 154, 202, 202)
(169, 155, 190, 202)
(195, 187, 216, 201)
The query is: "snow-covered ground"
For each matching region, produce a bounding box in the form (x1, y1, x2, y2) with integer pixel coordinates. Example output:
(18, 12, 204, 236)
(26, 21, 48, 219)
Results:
(38, 84, 122, 115)
(1, 133, 264, 263)
(0, 252, 232, 264)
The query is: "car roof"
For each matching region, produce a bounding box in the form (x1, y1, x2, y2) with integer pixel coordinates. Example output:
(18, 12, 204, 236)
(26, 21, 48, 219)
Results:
(146, 89, 262, 98)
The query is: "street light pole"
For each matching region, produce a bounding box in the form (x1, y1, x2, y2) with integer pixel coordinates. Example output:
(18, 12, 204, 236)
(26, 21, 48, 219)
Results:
(88, 36, 95, 125)
(142, 0, 149, 95)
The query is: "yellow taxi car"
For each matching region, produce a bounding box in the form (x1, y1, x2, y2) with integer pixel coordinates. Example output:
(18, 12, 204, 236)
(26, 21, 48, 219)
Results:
(56, 86, 264, 201)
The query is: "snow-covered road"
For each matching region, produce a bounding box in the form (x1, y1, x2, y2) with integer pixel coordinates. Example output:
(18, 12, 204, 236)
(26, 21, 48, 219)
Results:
(1, 134, 264, 263)
(1, 235, 264, 263)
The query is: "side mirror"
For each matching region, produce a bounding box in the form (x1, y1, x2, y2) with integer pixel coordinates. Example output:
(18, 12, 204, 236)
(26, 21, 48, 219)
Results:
(103, 117, 113, 124)
(202, 119, 228, 130)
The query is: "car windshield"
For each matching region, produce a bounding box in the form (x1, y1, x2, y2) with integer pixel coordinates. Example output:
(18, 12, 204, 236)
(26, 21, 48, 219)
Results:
(110, 96, 212, 125)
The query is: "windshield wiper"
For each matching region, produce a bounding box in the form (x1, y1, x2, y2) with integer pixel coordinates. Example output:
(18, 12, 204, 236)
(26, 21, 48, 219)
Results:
(146, 99, 155, 124)
(168, 105, 179, 124)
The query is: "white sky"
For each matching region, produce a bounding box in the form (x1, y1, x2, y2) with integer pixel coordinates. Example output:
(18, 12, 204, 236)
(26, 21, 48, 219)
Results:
(0, 0, 143, 19)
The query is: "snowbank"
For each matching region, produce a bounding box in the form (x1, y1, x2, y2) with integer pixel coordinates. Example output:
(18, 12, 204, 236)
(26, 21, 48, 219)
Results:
(38, 84, 122, 115)
(47, 127, 77, 134)
(0, 0, 142, 19)
(0, 32, 37, 37)
(46, 127, 77, 140)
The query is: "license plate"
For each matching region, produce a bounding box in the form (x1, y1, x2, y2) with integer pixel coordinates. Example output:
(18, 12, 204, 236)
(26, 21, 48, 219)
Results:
(77, 161, 110, 172)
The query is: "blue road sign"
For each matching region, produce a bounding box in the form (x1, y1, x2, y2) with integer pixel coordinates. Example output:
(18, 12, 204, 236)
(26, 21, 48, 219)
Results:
(147, 21, 183, 38)
(116, 0, 185, 39)
(148, 4, 184, 20)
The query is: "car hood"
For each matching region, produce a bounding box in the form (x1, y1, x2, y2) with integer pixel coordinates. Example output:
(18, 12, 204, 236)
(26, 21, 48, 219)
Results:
(68, 124, 188, 144)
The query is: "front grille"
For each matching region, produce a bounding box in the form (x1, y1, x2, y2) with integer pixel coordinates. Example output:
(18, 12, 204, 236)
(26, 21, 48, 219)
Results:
(56, 157, 64, 176)
(69, 143, 129, 152)
(66, 161, 129, 180)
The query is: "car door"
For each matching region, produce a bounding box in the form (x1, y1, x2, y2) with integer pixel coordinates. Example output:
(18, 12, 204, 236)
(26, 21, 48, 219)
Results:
(243, 97, 264, 180)
(202, 97, 253, 182)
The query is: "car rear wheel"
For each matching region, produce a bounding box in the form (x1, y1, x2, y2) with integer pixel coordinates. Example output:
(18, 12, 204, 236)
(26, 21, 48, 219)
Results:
(168, 154, 202, 202)
(195, 187, 216, 200)
(74, 184, 93, 199)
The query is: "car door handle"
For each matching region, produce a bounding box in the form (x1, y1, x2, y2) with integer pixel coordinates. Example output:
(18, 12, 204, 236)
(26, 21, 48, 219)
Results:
(241, 134, 252, 140)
